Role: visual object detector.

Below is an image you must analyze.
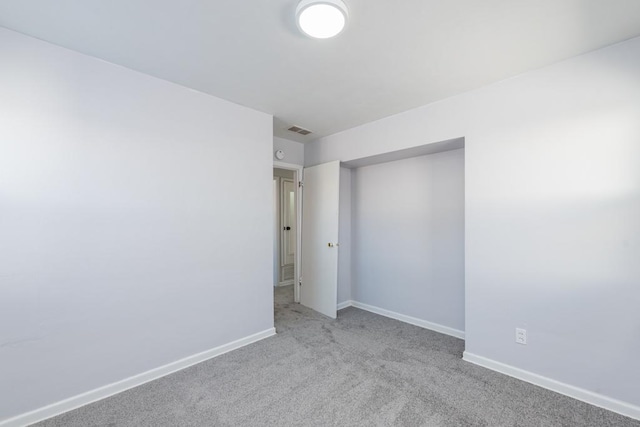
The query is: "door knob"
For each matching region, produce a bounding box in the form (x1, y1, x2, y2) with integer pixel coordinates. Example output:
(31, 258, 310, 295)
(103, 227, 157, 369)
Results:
(283, 226, 291, 230)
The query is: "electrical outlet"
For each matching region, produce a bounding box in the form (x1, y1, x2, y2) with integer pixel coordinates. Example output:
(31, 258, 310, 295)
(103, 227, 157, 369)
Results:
(515, 328, 527, 345)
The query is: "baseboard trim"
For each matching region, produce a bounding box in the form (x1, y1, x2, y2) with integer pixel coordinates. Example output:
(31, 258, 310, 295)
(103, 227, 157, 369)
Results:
(463, 352, 640, 421)
(0, 328, 277, 427)
(348, 300, 465, 340)
(337, 300, 353, 310)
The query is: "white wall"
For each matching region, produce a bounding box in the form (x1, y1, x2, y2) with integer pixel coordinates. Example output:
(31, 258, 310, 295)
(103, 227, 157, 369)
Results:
(306, 36, 640, 409)
(337, 167, 352, 304)
(351, 150, 465, 332)
(0, 28, 273, 422)
(273, 137, 304, 165)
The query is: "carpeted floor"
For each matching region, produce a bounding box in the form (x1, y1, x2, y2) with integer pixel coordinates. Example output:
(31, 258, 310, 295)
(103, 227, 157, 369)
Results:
(36, 285, 639, 426)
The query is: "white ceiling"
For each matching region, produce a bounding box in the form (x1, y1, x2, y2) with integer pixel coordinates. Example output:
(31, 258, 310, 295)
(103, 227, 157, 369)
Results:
(1, 0, 640, 142)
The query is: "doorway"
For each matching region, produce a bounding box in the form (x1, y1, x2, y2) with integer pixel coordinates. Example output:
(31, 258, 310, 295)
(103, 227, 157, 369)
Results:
(273, 168, 296, 287)
(273, 160, 343, 320)
(273, 163, 302, 305)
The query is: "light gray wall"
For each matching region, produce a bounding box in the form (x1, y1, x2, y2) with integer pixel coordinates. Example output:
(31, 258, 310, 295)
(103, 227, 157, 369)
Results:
(306, 36, 640, 407)
(351, 149, 465, 332)
(0, 28, 273, 421)
(337, 167, 352, 304)
(273, 137, 304, 165)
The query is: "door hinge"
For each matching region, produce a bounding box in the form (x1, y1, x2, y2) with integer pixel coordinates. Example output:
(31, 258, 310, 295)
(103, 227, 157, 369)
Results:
(299, 277, 302, 286)
(298, 181, 304, 188)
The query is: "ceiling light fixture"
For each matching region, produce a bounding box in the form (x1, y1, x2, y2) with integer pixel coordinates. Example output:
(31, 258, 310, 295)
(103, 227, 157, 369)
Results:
(296, 0, 348, 39)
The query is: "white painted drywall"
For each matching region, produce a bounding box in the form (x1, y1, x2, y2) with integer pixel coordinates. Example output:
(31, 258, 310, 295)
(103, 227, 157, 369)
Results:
(351, 150, 465, 331)
(306, 36, 640, 407)
(273, 137, 304, 165)
(337, 167, 352, 305)
(0, 28, 273, 422)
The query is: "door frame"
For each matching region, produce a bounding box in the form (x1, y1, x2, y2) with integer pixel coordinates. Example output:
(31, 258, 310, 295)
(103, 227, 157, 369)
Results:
(273, 160, 302, 303)
(280, 178, 296, 270)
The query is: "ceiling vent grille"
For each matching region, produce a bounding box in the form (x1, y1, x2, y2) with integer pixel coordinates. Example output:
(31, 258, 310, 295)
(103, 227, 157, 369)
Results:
(288, 125, 313, 136)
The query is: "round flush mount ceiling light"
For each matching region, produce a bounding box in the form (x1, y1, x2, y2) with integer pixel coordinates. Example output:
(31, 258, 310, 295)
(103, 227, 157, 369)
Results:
(296, 0, 348, 39)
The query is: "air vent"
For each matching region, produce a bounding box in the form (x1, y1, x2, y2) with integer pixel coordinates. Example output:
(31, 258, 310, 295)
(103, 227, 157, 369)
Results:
(288, 125, 313, 136)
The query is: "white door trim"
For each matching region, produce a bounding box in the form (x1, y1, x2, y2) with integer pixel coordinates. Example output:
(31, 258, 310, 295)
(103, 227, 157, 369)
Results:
(273, 161, 303, 303)
(280, 178, 295, 267)
(273, 177, 280, 286)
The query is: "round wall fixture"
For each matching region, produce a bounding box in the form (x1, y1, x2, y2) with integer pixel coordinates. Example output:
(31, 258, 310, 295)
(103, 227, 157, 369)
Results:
(275, 150, 285, 160)
(296, 0, 348, 39)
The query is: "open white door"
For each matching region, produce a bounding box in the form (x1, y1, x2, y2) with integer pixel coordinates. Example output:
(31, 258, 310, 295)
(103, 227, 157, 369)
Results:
(301, 160, 340, 318)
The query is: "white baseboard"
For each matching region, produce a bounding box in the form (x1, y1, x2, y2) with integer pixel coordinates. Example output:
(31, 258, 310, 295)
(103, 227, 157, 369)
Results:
(1, 328, 277, 427)
(337, 300, 353, 310)
(463, 352, 640, 421)
(346, 300, 465, 340)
